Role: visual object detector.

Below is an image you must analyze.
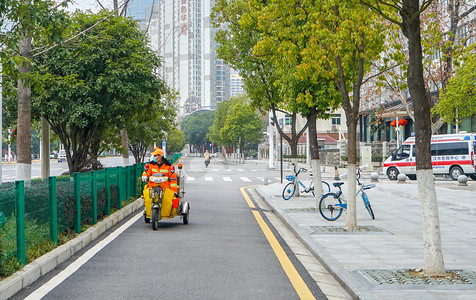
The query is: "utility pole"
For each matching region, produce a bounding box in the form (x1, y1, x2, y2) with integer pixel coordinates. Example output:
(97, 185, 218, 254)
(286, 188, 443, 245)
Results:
(306, 127, 311, 170)
(268, 114, 274, 169)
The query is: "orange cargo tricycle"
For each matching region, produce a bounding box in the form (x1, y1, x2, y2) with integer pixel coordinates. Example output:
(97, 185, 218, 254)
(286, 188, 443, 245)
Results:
(145, 163, 189, 230)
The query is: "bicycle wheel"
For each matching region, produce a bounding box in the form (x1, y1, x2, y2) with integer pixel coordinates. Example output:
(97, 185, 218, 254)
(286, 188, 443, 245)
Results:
(309, 180, 330, 197)
(362, 193, 375, 219)
(319, 193, 343, 221)
(282, 182, 296, 200)
(322, 181, 330, 194)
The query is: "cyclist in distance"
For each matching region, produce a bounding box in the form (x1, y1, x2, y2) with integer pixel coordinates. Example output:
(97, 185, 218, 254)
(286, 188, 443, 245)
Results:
(142, 147, 179, 221)
(204, 150, 211, 167)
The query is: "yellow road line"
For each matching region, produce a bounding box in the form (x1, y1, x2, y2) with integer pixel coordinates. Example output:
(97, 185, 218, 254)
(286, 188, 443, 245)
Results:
(240, 186, 315, 300)
(240, 186, 256, 208)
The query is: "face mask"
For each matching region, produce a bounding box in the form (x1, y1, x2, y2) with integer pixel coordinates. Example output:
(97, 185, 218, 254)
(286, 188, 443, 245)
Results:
(152, 157, 157, 162)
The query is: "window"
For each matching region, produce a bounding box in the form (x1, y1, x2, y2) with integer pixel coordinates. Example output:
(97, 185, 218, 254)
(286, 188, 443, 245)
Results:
(394, 144, 411, 160)
(431, 142, 469, 156)
(285, 115, 292, 125)
(332, 114, 341, 125)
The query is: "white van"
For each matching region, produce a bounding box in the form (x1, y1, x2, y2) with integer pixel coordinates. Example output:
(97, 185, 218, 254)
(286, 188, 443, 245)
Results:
(58, 149, 67, 162)
(383, 133, 476, 180)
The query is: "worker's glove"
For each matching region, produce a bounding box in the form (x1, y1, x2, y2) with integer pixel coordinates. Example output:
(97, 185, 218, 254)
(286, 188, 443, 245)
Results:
(141, 176, 148, 182)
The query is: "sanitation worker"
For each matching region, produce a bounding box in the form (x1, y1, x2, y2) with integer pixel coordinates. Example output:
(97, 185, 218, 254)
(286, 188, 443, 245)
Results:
(141, 147, 179, 221)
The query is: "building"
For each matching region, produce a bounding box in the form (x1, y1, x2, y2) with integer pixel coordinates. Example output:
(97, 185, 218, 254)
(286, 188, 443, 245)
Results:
(358, 1, 476, 144)
(127, 0, 230, 116)
(259, 109, 348, 164)
(230, 69, 245, 97)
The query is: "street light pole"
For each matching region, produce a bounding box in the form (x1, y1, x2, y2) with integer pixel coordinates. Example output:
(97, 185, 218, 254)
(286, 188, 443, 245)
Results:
(280, 135, 283, 183)
(269, 114, 274, 169)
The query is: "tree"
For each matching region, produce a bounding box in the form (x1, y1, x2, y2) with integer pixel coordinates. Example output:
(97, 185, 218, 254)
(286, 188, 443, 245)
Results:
(126, 94, 177, 164)
(293, 1, 386, 229)
(249, 0, 341, 202)
(212, 0, 309, 159)
(361, 0, 476, 134)
(0, 0, 71, 181)
(166, 127, 186, 154)
(434, 46, 476, 122)
(181, 111, 215, 152)
(362, 0, 445, 276)
(221, 103, 263, 158)
(32, 11, 169, 173)
(208, 96, 243, 148)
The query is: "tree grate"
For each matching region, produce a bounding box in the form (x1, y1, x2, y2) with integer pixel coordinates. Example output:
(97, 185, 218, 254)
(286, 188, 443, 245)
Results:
(285, 207, 318, 212)
(364, 269, 476, 285)
(310, 225, 386, 233)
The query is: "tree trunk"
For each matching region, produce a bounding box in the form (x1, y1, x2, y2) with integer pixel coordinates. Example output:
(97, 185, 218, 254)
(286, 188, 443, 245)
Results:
(345, 121, 358, 230)
(271, 107, 308, 160)
(401, 0, 445, 276)
(121, 129, 130, 166)
(41, 117, 50, 179)
(308, 108, 324, 207)
(333, 51, 363, 230)
(16, 20, 32, 182)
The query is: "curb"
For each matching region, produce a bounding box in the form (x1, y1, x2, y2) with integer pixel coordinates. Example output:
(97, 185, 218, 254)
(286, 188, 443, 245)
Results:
(0, 197, 144, 300)
(254, 186, 376, 300)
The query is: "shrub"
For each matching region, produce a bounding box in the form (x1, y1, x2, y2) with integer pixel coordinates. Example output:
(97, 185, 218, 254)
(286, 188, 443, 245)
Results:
(372, 154, 383, 162)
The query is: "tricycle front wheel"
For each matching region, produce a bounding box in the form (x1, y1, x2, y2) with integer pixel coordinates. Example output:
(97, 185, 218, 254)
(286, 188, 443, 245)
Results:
(151, 207, 160, 230)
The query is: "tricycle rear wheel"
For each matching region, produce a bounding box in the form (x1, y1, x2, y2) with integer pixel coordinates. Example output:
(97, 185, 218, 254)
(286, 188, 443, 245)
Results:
(183, 212, 189, 224)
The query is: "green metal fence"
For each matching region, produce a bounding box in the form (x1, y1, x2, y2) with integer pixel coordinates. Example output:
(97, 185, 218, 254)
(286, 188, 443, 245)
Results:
(0, 163, 146, 270)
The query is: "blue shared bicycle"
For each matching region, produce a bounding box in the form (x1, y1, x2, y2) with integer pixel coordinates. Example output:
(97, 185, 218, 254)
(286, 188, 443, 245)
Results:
(282, 162, 331, 200)
(318, 166, 375, 221)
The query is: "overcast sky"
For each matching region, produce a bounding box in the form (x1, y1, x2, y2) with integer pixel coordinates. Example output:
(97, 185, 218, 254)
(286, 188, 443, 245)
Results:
(66, 0, 114, 13)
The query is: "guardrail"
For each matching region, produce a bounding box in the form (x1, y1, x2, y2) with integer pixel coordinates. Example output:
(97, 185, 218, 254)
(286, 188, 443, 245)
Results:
(0, 153, 182, 273)
(0, 163, 145, 270)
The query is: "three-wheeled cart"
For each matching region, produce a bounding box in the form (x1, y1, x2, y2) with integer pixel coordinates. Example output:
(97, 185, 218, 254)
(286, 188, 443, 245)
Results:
(146, 162, 189, 230)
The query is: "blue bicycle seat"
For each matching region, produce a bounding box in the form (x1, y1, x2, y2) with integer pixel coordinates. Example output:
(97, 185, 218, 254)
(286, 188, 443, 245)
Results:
(333, 182, 344, 187)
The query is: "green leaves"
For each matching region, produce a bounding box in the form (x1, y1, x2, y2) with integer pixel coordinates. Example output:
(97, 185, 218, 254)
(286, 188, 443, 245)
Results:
(181, 111, 215, 150)
(25, 11, 171, 172)
(221, 103, 263, 146)
(434, 46, 476, 122)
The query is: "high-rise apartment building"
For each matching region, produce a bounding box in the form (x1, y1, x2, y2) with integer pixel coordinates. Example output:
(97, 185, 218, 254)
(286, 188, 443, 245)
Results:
(127, 0, 230, 115)
(230, 69, 245, 97)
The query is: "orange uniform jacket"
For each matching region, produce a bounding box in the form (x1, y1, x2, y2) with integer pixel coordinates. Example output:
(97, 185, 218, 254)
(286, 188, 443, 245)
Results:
(142, 160, 178, 193)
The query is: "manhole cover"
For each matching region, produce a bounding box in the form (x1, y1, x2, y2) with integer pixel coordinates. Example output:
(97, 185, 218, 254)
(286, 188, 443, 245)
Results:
(310, 225, 386, 233)
(364, 269, 476, 285)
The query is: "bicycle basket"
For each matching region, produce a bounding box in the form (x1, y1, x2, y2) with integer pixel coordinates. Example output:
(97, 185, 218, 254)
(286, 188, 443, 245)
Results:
(286, 175, 295, 181)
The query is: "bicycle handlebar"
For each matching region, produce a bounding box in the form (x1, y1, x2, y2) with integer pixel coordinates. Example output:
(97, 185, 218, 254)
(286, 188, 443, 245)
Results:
(290, 162, 307, 176)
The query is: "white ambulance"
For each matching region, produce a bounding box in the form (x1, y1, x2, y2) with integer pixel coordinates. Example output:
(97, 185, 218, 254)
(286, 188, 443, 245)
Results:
(383, 133, 476, 180)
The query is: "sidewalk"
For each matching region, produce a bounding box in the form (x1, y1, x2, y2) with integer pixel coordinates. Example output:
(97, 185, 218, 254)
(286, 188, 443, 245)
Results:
(255, 172, 476, 299)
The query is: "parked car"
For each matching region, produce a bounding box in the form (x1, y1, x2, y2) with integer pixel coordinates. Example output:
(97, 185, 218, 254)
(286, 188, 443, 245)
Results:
(50, 152, 57, 159)
(58, 150, 66, 162)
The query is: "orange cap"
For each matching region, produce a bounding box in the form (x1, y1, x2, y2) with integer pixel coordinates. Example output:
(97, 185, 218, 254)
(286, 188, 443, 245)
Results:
(151, 147, 164, 156)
